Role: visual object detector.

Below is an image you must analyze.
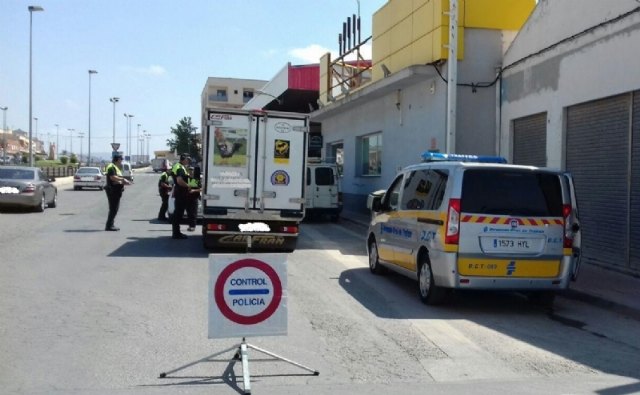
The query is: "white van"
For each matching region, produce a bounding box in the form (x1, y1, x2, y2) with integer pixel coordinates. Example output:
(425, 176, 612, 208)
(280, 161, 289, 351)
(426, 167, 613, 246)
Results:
(305, 161, 342, 221)
(367, 153, 581, 306)
(121, 162, 133, 182)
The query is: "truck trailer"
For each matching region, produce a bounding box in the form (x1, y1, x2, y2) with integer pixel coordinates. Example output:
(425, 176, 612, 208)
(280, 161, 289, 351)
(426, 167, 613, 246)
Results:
(201, 108, 308, 251)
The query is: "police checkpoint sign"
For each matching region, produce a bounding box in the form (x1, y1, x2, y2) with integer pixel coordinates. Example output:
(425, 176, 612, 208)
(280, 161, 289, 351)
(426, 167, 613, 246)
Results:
(208, 254, 287, 339)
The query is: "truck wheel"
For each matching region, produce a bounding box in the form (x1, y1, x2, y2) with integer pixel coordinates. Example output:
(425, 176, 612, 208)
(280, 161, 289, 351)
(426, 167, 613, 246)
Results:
(418, 255, 448, 305)
(368, 239, 385, 274)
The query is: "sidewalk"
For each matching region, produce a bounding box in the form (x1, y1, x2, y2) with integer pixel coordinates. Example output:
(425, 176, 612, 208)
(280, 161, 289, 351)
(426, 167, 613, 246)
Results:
(341, 210, 640, 318)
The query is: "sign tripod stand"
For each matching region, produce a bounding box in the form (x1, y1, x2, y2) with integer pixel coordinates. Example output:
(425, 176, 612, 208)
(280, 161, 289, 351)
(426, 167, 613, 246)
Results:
(159, 337, 319, 395)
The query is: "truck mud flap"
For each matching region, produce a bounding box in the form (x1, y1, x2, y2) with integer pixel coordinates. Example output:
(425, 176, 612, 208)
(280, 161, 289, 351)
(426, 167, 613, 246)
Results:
(203, 233, 298, 252)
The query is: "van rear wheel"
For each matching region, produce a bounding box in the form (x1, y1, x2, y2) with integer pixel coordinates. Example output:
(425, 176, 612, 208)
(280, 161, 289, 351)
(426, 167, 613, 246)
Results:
(418, 256, 448, 305)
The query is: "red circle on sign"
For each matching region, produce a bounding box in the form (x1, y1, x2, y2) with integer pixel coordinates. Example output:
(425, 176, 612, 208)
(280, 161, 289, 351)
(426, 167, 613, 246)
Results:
(214, 258, 283, 325)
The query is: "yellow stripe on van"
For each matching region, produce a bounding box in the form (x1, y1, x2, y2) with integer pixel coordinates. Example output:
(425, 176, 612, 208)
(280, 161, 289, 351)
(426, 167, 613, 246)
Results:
(458, 258, 560, 278)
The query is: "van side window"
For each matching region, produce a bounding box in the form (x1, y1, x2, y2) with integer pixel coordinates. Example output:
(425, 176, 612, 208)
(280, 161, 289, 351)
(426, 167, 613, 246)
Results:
(315, 167, 334, 186)
(401, 169, 448, 210)
(382, 174, 404, 212)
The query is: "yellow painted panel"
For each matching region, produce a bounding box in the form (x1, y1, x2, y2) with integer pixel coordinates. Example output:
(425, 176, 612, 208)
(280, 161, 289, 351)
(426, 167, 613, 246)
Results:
(458, 258, 561, 278)
(412, 1, 432, 41)
(373, 2, 393, 37)
(432, 25, 464, 60)
(390, 17, 413, 51)
(412, 33, 434, 66)
(378, 246, 394, 262)
(395, 251, 417, 271)
(464, 0, 535, 30)
(392, 46, 413, 70)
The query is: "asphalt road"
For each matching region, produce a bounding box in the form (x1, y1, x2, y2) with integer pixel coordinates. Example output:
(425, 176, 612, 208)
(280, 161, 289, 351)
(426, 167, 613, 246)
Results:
(1, 170, 640, 395)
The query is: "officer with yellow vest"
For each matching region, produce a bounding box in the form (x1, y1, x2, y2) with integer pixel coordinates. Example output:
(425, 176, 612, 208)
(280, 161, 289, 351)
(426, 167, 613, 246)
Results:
(104, 154, 131, 231)
(157, 165, 173, 221)
(171, 153, 191, 239)
(186, 166, 202, 231)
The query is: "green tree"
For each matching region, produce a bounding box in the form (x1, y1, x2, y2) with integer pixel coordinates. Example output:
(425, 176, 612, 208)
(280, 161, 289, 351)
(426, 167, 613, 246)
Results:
(167, 117, 200, 163)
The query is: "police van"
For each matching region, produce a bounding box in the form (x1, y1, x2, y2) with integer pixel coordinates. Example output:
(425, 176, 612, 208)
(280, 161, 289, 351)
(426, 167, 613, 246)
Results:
(366, 153, 581, 306)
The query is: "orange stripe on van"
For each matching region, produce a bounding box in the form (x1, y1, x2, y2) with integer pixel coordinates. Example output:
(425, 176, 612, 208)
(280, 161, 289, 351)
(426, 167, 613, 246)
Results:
(461, 215, 562, 226)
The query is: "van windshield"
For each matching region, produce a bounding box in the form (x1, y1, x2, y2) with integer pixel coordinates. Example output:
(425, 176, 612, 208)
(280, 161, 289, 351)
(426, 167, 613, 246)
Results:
(461, 169, 563, 217)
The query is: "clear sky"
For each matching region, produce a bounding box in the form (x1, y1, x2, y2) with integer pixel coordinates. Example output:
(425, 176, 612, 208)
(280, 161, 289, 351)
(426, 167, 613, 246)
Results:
(1, 0, 387, 160)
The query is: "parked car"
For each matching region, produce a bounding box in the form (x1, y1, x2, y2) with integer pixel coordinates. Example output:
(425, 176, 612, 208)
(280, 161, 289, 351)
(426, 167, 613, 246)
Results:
(73, 167, 106, 190)
(0, 166, 57, 212)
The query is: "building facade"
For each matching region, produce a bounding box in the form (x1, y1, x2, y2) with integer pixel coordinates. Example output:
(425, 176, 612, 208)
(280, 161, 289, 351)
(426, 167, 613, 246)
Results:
(311, 0, 535, 212)
(500, 0, 640, 275)
(200, 77, 268, 138)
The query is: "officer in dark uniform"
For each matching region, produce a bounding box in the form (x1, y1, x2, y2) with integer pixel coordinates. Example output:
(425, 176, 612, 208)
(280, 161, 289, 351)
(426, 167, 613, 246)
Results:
(171, 153, 191, 239)
(157, 166, 172, 221)
(104, 154, 131, 231)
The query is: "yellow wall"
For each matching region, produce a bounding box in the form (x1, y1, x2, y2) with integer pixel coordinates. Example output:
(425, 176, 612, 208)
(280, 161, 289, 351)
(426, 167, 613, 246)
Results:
(372, 0, 535, 81)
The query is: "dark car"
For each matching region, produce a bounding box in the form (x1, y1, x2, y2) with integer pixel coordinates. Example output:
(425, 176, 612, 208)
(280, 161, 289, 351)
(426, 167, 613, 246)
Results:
(0, 166, 57, 212)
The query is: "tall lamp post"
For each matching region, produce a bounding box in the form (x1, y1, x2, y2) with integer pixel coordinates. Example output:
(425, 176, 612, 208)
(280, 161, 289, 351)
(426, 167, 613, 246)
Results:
(78, 131, 84, 164)
(67, 128, 75, 156)
(124, 113, 134, 160)
(144, 131, 150, 162)
(28, 5, 44, 166)
(1, 106, 7, 164)
(136, 123, 141, 162)
(109, 97, 119, 145)
(54, 123, 59, 158)
(87, 70, 97, 165)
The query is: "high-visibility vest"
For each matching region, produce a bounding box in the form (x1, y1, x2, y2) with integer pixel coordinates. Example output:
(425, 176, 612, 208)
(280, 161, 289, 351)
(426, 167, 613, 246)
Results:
(187, 177, 199, 188)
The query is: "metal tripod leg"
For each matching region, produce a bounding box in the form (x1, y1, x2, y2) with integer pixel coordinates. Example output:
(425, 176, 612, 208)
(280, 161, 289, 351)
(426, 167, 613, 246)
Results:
(246, 342, 319, 375)
(158, 343, 239, 378)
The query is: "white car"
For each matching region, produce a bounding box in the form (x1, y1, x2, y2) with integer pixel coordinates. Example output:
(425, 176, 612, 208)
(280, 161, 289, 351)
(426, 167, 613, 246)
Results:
(73, 167, 106, 190)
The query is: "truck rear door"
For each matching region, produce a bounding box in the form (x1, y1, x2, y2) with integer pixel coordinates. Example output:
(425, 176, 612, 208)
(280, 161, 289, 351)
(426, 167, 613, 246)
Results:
(254, 113, 307, 212)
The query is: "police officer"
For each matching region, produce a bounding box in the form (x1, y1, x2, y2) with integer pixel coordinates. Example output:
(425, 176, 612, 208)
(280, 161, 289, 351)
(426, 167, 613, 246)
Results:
(186, 166, 202, 231)
(104, 154, 131, 231)
(157, 166, 172, 221)
(171, 153, 191, 239)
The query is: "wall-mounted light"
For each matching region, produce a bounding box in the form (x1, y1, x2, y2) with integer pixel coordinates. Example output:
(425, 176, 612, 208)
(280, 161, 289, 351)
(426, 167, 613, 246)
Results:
(381, 64, 391, 77)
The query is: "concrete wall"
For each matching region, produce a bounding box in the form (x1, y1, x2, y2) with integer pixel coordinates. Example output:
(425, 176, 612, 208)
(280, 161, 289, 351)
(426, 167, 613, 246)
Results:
(500, 0, 640, 167)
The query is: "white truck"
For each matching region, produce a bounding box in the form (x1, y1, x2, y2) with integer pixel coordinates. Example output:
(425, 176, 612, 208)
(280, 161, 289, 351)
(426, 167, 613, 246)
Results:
(201, 108, 308, 251)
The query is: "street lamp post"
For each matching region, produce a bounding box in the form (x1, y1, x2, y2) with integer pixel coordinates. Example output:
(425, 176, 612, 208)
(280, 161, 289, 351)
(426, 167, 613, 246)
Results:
(109, 97, 119, 145)
(136, 123, 141, 162)
(28, 5, 44, 167)
(54, 123, 59, 158)
(124, 113, 134, 160)
(1, 106, 7, 164)
(67, 128, 74, 156)
(78, 131, 84, 164)
(88, 70, 97, 165)
(144, 131, 150, 162)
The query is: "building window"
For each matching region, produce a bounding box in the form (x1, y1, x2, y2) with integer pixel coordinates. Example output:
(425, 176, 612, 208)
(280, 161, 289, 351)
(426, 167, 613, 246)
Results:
(357, 133, 382, 176)
(209, 88, 228, 102)
(243, 90, 254, 103)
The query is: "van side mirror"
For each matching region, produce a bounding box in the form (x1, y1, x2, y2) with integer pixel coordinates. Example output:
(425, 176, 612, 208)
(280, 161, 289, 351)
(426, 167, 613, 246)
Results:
(367, 189, 386, 212)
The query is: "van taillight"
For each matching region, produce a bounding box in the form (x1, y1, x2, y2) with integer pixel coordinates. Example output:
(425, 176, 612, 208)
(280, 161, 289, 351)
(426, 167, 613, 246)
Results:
(562, 204, 573, 248)
(280, 226, 298, 234)
(445, 198, 461, 245)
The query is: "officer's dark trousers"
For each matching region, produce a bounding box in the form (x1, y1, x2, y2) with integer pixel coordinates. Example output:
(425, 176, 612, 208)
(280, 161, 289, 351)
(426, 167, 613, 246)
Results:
(172, 196, 187, 236)
(105, 188, 122, 228)
(158, 191, 169, 220)
(186, 197, 198, 228)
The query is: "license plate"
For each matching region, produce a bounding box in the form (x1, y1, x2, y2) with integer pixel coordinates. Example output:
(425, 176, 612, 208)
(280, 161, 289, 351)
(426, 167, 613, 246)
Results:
(480, 236, 544, 254)
(81, 177, 94, 181)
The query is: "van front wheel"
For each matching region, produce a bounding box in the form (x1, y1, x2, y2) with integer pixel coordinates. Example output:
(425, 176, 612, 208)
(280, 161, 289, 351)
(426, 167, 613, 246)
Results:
(418, 256, 448, 305)
(368, 239, 385, 275)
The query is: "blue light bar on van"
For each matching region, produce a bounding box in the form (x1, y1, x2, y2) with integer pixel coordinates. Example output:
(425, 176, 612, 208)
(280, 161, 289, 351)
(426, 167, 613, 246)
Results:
(421, 152, 507, 163)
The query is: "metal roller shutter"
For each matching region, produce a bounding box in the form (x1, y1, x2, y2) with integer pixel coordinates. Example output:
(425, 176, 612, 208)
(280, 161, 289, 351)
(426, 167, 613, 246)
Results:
(513, 112, 547, 166)
(566, 94, 631, 272)
(631, 91, 640, 272)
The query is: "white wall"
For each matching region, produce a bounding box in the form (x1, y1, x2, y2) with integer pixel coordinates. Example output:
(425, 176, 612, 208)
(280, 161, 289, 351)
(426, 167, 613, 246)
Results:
(500, 2, 640, 168)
